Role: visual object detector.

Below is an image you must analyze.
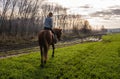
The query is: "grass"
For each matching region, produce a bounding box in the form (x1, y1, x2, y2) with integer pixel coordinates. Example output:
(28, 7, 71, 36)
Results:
(0, 33, 120, 79)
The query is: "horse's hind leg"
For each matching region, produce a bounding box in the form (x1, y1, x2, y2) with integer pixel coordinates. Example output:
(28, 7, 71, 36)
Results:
(44, 46, 48, 64)
(40, 46, 44, 67)
(52, 44, 55, 58)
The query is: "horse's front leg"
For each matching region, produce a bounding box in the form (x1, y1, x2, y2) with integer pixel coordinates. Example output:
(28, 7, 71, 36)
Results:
(52, 44, 55, 58)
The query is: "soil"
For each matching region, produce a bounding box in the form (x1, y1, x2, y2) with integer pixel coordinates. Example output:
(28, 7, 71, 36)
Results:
(0, 37, 101, 59)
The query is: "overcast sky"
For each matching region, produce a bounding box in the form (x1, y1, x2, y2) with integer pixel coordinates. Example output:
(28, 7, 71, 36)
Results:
(47, 0, 120, 29)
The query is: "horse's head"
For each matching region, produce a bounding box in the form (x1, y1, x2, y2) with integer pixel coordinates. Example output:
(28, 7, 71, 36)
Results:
(53, 28, 62, 41)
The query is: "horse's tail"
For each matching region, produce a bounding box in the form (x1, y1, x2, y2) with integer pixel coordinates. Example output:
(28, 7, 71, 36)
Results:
(38, 31, 49, 51)
(43, 32, 49, 64)
(43, 32, 49, 50)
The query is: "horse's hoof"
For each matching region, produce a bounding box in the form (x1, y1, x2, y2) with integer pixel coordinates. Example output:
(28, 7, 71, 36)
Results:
(44, 61, 46, 64)
(52, 55, 54, 58)
(40, 64, 44, 68)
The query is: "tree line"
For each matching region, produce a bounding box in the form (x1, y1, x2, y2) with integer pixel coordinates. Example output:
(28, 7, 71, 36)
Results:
(0, 0, 92, 40)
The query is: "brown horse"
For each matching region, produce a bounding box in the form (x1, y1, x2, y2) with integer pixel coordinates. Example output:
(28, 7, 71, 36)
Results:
(38, 28, 62, 67)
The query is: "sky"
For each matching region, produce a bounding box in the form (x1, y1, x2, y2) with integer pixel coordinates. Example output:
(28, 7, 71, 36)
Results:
(47, 0, 120, 29)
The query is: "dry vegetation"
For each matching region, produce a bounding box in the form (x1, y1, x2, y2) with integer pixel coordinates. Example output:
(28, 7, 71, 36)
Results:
(0, 0, 93, 44)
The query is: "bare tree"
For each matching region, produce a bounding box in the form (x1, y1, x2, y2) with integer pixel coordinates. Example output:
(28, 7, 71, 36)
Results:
(0, 0, 93, 41)
(0, 0, 11, 34)
(80, 20, 92, 34)
(9, 0, 17, 35)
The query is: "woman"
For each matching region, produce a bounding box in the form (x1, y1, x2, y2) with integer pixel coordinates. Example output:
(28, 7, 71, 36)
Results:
(44, 12, 57, 43)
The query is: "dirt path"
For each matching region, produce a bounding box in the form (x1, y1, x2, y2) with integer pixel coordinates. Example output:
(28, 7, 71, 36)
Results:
(0, 38, 101, 59)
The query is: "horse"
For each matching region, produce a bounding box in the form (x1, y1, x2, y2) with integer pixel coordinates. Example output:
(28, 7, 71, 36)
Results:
(38, 28, 62, 67)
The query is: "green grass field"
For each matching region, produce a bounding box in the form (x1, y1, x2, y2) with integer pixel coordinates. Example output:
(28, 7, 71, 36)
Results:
(0, 33, 120, 79)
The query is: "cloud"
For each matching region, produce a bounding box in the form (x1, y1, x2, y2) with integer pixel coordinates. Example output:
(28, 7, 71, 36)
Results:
(79, 4, 93, 9)
(90, 10, 112, 17)
(109, 5, 120, 9)
(90, 8, 120, 18)
(111, 9, 120, 15)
